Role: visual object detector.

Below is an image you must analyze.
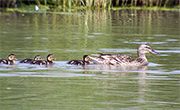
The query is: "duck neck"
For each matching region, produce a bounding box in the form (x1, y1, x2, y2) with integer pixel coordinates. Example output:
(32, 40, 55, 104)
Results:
(138, 52, 147, 60)
(137, 52, 148, 66)
(8, 60, 15, 65)
(83, 58, 86, 63)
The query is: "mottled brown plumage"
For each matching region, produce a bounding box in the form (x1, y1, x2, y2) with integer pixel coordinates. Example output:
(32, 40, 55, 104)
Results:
(89, 44, 160, 66)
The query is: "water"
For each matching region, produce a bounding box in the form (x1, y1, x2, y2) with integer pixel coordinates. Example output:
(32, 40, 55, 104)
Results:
(0, 9, 180, 109)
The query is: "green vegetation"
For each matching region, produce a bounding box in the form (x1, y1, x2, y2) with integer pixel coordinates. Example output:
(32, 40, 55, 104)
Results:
(1, 0, 179, 10)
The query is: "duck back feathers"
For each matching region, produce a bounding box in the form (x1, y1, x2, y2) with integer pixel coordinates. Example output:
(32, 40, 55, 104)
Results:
(89, 44, 160, 66)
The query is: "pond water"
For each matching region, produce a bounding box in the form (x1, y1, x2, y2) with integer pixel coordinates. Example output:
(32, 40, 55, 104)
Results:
(0, 9, 180, 109)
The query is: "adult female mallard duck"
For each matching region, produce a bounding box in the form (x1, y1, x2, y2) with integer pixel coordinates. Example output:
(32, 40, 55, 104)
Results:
(67, 55, 90, 65)
(19, 55, 42, 63)
(31, 54, 55, 65)
(0, 54, 18, 65)
(89, 44, 160, 66)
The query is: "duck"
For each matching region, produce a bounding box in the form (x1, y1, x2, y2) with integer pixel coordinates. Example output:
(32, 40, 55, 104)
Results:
(19, 55, 42, 63)
(31, 54, 55, 65)
(0, 54, 18, 65)
(67, 55, 90, 65)
(89, 44, 160, 66)
(46, 54, 55, 65)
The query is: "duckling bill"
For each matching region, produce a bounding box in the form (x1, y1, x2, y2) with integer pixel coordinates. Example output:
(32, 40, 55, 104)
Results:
(67, 55, 90, 65)
(0, 54, 18, 65)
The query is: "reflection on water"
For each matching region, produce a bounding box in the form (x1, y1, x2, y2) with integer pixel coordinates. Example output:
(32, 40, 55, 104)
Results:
(0, 9, 180, 109)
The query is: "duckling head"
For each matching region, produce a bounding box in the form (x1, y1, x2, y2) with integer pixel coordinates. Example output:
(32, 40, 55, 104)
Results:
(34, 55, 42, 61)
(138, 44, 160, 58)
(47, 54, 55, 61)
(8, 54, 18, 61)
(83, 55, 90, 62)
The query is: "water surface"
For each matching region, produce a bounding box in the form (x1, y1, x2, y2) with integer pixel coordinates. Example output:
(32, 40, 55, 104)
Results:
(0, 9, 180, 109)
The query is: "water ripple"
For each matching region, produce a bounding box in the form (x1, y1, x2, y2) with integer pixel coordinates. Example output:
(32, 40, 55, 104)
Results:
(123, 41, 166, 44)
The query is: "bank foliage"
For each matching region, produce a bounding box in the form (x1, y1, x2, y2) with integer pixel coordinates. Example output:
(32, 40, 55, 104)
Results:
(1, 0, 180, 9)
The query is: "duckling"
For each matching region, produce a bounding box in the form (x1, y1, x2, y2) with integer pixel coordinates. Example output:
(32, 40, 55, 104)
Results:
(67, 55, 90, 65)
(19, 55, 42, 63)
(89, 44, 160, 66)
(0, 54, 18, 65)
(46, 54, 55, 65)
(31, 54, 55, 65)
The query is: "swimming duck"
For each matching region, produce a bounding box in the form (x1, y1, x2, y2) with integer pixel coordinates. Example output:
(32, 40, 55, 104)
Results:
(19, 55, 42, 63)
(89, 44, 160, 66)
(0, 54, 18, 65)
(46, 54, 55, 65)
(31, 54, 55, 65)
(67, 55, 90, 65)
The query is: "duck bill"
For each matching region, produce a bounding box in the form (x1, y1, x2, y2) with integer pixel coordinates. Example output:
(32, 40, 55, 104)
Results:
(15, 58, 19, 61)
(150, 49, 160, 55)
